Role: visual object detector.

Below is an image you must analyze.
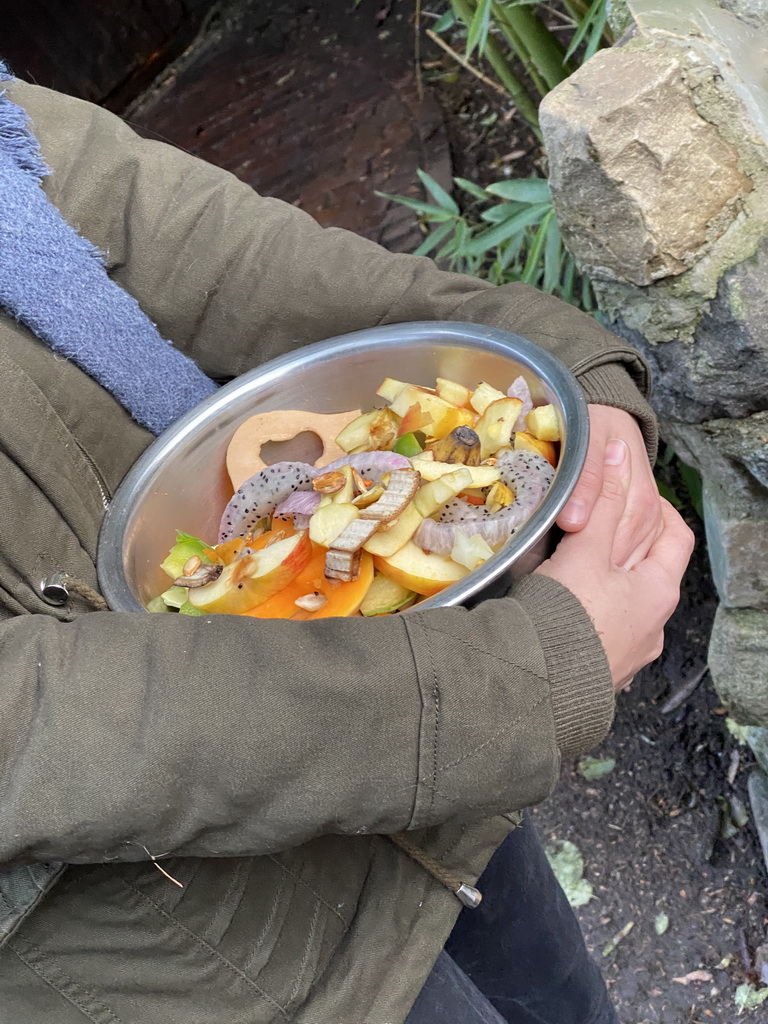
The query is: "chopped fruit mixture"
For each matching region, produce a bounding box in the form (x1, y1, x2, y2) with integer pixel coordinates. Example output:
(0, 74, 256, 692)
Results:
(149, 373, 561, 619)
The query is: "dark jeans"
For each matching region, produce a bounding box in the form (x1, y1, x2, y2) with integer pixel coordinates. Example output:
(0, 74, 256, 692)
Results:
(405, 816, 618, 1024)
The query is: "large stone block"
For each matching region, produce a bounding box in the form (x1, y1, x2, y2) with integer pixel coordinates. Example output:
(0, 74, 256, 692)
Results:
(540, 47, 751, 288)
(709, 606, 768, 726)
(614, 240, 768, 422)
(659, 419, 768, 607)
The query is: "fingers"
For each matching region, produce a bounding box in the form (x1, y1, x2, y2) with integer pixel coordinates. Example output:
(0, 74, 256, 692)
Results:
(637, 499, 696, 584)
(557, 448, 603, 532)
(579, 438, 631, 560)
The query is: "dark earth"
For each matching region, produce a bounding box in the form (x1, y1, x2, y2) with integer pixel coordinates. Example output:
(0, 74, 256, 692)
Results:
(7, 1, 766, 1019)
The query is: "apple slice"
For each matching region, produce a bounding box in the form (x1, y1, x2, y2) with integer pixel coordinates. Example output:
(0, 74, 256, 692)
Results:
(309, 502, 359, 547)
(188, 532, 312, 614)
(376, 377, 410, 402)
(470, 381, 506, 415)
(435, 376, 472, 408)
(514, 431, 558, 467)
(414, 468, 473, 517)
(390, 386, 469, 441)
(335, 408, 400, 453)
(363, 502, 423, 556)
(474, 397, 523, 459)
(373, 541, 469, 597)
(415, 460, 500, 488)
(526, 404, 561, 442)
(360, 572, 417, 616)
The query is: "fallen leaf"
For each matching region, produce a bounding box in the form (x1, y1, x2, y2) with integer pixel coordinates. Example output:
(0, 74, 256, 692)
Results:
(673, 970, 713, 985)
(654, 912, 670, 935)
(578, 757, 616, 781)
(735, 982, 768, 1013)
(545, 840, 594, 908)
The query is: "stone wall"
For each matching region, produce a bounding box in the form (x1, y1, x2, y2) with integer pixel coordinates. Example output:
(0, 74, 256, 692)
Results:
(540, 0, 768, 854)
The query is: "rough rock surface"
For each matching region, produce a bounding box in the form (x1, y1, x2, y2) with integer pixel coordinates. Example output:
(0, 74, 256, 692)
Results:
(703, 477, 768, 609)
(613, 238, 768, 422)
(709, 605, 768, 726)
(539, 47, 751, 288)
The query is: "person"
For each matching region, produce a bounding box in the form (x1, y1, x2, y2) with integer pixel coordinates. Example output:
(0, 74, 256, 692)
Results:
(0, 68, 693, 1024)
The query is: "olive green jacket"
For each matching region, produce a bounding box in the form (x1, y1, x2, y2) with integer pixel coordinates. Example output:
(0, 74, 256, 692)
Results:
(0, 79, 655, 1023)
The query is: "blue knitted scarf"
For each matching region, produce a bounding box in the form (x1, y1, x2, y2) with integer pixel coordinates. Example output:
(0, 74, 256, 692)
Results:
(0, 65, 217, 435)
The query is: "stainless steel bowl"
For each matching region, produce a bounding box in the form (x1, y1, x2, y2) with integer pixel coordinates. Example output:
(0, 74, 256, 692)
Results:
(97, 321, 589, 613)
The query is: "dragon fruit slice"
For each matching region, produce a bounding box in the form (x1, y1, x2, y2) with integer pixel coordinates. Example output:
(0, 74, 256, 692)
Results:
(321, 450, 411, 481)
(414, 450, 555, 555)
(218, 461, 317, 542)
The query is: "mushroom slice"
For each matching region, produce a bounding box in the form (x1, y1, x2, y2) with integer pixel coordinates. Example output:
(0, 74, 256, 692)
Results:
(360, 469, 420, 523)
(325, 548, 362, 582)
(173, 563, 223, 588)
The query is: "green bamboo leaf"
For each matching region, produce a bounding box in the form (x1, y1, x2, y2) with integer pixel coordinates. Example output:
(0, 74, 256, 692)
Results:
(464, 203, 550, 255)
(562, 258, 577, 304)
(656, 479, 683, 509)
(543, 216, 563, 293)
(679, 462, 704, 519)
(486, 178, 551, 203)
(521, 210, 554, 283)
(454, 177, 492, 202)
(564, 0, 609, 62)
(375, 191, 456, 219)
(433, 9, 457, 32)
(466, 0, 493, 57)
(413, 219, 457, 257)
(481, 202, 525, 223)
(417, 169, 459, 215)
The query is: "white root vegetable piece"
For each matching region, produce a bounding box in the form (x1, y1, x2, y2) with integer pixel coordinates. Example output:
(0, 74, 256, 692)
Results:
(526, 404, 561, 442)
(360, 469, 421, 523)
(328, 517, 380, 552)
(226, 409, 361, 490)
(325, 547, 362, 582)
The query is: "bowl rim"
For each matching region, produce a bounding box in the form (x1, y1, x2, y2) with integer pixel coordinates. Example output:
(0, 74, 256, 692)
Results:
(97, 321, 589, 613)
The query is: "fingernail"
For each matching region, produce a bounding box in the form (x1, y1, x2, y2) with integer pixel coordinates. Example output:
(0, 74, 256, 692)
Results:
(561, 497, 587, 525)
(604, 439, 627, 466)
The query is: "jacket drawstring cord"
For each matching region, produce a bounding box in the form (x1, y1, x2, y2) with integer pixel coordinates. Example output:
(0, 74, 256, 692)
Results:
(389, 831, 482, 908)
(40, 572, 109, 610)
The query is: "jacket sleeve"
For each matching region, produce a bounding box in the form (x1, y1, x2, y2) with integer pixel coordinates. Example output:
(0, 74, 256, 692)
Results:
(1, 79, 620, 866)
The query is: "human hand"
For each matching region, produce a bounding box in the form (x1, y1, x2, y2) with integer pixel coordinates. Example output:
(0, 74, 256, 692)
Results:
(537, 438, 695, 692)
(557, 405, 663, 570)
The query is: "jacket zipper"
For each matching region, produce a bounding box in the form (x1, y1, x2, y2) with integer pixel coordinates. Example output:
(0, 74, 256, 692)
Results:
(75, 440, 112, 510)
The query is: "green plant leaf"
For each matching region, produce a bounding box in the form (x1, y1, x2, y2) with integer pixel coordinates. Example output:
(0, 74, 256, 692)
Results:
(374, 190, 456, 219)
(521, 210, 553, 284)
(463, 203, 550, 256)
(454, 176, 492, 202)
(413, 219, 457, 257)
(481, 202, 526, 223)
(543, 215, 563, 293)
(656, 479, 683, 509)
(433, 9, 457, 32)
(679, 461, 704, 519)
(466, 0, 493, 57)
(417, 168, 459, 215)
(564, 0, 609, 62)
(486, 178, 551, 203)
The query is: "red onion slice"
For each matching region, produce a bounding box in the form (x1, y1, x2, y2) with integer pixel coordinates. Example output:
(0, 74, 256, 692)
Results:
(507, 375, 533, 432)
(274, 489, 322, 519)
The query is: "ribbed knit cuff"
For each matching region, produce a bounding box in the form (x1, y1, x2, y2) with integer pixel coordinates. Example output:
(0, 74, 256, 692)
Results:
(575, 362, 659, 465)
(510, 574, 615, 759)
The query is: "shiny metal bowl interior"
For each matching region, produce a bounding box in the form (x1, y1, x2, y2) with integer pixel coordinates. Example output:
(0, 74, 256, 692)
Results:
(98, 322, 589, 614)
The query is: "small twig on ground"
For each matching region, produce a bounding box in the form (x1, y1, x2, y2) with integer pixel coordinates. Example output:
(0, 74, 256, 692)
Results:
(661, 665, 709, 715)
(415, 0, 423, 101)
(425, 29, 509, 98)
